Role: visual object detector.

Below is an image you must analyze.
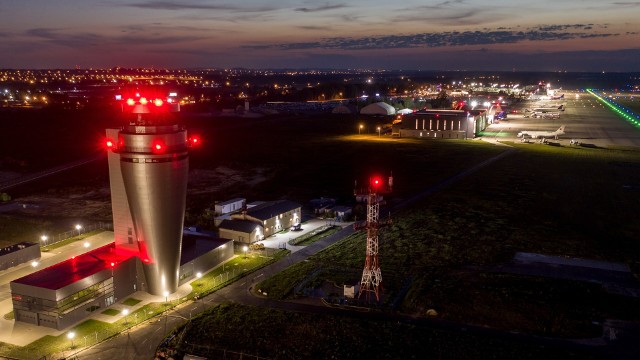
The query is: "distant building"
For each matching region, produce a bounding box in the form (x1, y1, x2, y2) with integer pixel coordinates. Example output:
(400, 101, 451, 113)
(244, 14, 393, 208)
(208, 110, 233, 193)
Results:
(231, 200, 301, 238)
(310, 197, 336, 215)
(0, 242, 40, 271)
(329, 205, 352, 221)
(214, 198, 246, 216)
(360, 102, 396, 116)
(393, 109, 487, 139)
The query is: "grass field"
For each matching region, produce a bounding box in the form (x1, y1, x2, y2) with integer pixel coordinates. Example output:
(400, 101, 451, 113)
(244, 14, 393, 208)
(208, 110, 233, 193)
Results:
(257, 142, 640, 338)
(165, 302, 600, 360)
(3, 109, 640, 356)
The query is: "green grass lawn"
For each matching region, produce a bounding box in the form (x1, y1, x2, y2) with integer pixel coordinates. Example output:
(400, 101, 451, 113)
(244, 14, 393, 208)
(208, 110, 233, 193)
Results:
(122, 298, 142, 306)
(101, 308, 120, 316)
(164, 303, 599, 360)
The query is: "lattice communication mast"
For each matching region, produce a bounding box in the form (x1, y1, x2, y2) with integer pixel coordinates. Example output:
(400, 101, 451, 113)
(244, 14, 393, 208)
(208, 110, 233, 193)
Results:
(354, 174, 393, 302)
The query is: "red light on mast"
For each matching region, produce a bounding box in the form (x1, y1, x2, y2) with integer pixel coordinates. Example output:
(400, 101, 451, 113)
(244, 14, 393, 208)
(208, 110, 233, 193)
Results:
(105, 138, 115, 150)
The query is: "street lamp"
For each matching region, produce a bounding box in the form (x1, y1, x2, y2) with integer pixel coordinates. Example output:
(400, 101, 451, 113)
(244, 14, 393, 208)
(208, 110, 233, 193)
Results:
(40, 235, 48, 246)
(75, 224, 82, 236)
(67, 331, 76, 348)
(359, 124, 363, 134)
(377, 126, 381, 137)
(196, 272, 202, 279)
(243, 245, 248, 259)
(163, 291, 169, 307)
(122, 309, 129, 325)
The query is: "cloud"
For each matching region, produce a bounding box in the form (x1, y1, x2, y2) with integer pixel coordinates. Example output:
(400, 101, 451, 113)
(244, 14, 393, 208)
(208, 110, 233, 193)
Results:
(295, 4, 348, 13)
(296, 25, 333, 31)
(611, 1, 640, 5)
(25, 28, 103, 48)
(24, 27, 207, 49)
(124, 1, 277, 13)
(125, 1, 236, 11)
(244, 26, 618, 51)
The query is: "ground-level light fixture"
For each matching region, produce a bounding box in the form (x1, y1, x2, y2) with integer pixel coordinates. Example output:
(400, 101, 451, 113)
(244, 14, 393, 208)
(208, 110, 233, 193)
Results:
(243, 245, 248, 258)
(67, 331, 75, 348)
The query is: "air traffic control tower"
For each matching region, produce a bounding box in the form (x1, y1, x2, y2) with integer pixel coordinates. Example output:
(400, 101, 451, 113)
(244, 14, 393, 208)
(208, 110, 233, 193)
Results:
(106, 91, 196, 296)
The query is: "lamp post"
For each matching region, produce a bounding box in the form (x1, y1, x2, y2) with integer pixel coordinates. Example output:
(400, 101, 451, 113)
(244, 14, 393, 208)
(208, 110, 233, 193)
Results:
(67, 331, 75, 349)
(40, 235, 48, 247)
(243, 245, 248, 259)
(359, 124, 363, 134)
(122, 309, 129, 325)
(75, 224, 82, 236)
(377, 126, 381, 137)
(163, 291, 169, 307)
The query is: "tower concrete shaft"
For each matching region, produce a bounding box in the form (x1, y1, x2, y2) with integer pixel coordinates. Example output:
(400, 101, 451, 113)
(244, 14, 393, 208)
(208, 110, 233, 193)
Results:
(108, 124, 189, 296)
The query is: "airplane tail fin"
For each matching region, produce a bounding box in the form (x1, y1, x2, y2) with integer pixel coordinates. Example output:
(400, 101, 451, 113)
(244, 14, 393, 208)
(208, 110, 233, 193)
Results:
(558, 125, 566, 132)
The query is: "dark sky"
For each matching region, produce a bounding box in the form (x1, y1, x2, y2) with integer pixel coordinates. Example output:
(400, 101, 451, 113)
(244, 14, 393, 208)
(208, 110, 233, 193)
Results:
(2, 0, 640, 71)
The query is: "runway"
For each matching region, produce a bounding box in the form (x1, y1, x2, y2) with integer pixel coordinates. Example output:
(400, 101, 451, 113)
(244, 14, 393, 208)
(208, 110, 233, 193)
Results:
(485, 91, 640, 148)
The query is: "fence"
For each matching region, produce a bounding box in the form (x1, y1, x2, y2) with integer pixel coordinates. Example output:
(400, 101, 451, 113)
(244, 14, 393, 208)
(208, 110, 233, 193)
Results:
(44, 222, 113, 247)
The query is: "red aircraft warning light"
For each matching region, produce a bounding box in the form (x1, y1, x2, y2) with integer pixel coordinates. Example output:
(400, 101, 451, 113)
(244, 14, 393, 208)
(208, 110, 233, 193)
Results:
(188, 135, 201, 147)
(152, 140, 165, 153)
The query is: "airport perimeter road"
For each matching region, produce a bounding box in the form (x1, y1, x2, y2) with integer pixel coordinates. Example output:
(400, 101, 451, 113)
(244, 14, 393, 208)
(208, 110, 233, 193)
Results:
(75, 147, 517, 360)
(489, 91, 640, 147)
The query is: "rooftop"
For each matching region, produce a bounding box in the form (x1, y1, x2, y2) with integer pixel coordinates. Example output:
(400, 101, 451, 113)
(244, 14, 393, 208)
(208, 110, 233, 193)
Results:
(219, 219, 261, 233)
(12, 243, 127, 290)
(245, 200, 300, 221)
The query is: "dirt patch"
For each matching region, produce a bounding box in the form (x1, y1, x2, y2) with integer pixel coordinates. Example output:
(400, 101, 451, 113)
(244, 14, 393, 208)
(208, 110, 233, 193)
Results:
(188, 166, 269, 195)
(12, 191, 113, 221)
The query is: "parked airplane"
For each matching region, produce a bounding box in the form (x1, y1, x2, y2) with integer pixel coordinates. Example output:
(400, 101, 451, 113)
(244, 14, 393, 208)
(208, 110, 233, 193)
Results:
(517, 125, 566, 140)
(550, 93, 565, 100)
